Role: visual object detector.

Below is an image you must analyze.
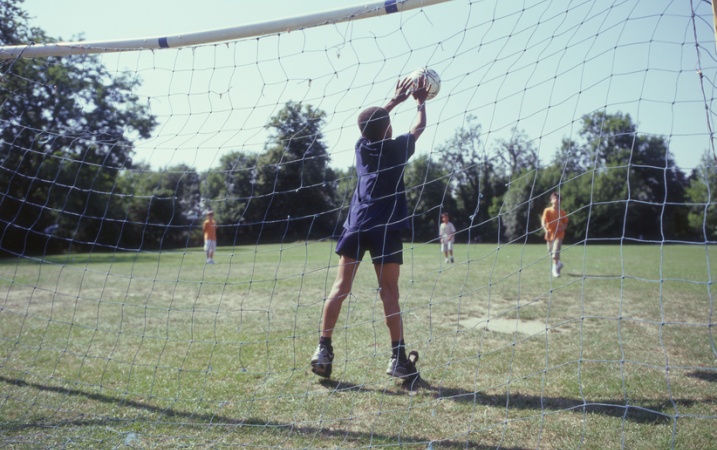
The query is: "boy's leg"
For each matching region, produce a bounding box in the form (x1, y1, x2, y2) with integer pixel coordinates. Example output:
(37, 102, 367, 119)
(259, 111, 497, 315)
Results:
(320, 255, 360, 337)
(548, 240, 560, 277)
(311, 255, 360, 378)
(374, 262, 402, 342)
(554, 239, 563, 273)
(208, 241, 216, 263)
(375, 262, 418, 379)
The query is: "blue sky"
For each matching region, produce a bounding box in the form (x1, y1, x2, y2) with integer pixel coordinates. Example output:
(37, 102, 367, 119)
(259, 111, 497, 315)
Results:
(19, 0, 717, 173)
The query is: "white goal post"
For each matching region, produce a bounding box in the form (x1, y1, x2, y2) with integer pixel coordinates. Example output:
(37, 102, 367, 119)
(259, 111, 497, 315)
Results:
(0, 0, 453, 59)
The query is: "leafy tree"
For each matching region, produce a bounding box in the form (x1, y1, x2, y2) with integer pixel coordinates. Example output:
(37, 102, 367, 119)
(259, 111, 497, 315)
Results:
(435, 116, 483, 217)
(495, 128, 539, 177)
(624, 135, 688, 240)
(330, 165, 357, 236)
(549, 111, 687, 241)
(465, 159, 505, 243)
(0, 0, 156, 255)
(685, 152, 717, 241)
(202, 151, 259, 245)
(404, 154, 456, 242)
(491, 128, 539, 242)
(252, 101, 337, 242)
(495, 169, 541, 243)
(0, 0, 39, 45)
(435, 115, 506, 242)
(114, 164, 200, 250)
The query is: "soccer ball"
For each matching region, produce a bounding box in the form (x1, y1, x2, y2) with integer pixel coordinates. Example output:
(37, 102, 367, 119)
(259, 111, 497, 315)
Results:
(409, 67, 441, 100)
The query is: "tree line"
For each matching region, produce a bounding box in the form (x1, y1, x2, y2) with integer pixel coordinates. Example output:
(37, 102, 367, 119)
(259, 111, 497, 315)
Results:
(2, 0, 715, 256)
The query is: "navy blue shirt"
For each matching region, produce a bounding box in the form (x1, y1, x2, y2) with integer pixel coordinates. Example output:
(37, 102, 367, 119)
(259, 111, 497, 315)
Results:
(344, 133, 416, 232)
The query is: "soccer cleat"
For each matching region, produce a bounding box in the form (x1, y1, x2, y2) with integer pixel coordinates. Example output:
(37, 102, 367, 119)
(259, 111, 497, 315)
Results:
(557, 261, 563, 274)
(310, 345, 334, 378)
(552, 265, 560, 278)
(386, 355, 419, 379)
(445, 258, 449, 264)
(450, 257, 454, 263)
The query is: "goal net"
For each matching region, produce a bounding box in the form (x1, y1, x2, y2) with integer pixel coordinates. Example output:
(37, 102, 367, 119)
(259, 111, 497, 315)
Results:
(1, 0, 716, 447)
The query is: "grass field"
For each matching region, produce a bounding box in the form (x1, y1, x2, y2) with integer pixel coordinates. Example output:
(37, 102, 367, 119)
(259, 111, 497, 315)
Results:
(1, 241, 716, 448)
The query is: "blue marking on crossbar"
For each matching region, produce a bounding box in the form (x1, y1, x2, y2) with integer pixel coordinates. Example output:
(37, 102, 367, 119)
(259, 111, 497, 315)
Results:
(158, 37, 169, 49)
(385, 0, 398, 14)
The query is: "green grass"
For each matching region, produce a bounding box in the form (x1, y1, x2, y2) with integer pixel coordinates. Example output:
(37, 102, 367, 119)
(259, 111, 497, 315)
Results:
(0, 242, 715, 448)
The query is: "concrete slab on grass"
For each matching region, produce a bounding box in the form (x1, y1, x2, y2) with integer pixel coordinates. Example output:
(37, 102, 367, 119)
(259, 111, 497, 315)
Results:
(460, 316, 547, 335)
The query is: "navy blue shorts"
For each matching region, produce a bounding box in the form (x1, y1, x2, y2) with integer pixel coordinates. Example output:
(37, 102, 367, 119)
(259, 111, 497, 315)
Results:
(335, 228, 404, 265)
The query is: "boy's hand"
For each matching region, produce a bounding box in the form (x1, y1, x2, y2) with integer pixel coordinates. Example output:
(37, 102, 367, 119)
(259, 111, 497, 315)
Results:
(385, 77, 412, 112)
(412, 75, 429, 104)
(393, 77, 412, 103)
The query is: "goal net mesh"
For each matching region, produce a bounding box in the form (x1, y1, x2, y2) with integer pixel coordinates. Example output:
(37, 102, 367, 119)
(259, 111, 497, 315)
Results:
(1, 0, 716, 447)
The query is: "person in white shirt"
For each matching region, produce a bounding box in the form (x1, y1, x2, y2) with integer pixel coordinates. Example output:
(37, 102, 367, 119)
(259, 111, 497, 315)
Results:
(439, 212, 456, 264)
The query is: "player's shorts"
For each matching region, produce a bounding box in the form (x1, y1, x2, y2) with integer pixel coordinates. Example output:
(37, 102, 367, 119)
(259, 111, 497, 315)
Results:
(546, 238, 562, 257)
(204, 239, 217, 252)
(441, 241, 453, 252)
(335, 228, 403, 265)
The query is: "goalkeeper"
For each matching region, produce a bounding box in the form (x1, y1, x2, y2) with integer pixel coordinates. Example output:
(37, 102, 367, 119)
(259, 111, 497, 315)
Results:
(311, 75, 428, 380)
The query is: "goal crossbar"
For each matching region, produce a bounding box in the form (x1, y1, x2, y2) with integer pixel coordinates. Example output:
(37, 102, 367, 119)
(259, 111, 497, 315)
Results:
(0, 0, 452, 59)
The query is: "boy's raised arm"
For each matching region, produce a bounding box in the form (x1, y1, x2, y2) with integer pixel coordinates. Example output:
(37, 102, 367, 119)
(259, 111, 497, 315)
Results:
(410, 77, 428, 141)
(384, 77, 412, 113)
(383, 75, 428, 141)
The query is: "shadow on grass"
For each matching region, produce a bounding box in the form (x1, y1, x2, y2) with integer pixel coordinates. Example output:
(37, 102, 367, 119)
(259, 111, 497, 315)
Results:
(0, 375, 527, 449)
(421, 383, 713, 425)
(318, 377, 713, 425)
(318, 376, 422, 393)
(687, 370, 717, 383)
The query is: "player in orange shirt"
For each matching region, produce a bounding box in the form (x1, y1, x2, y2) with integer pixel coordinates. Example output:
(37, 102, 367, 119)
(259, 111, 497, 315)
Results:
(203, 210, 217, 264)
(541, 192, 568, 277)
